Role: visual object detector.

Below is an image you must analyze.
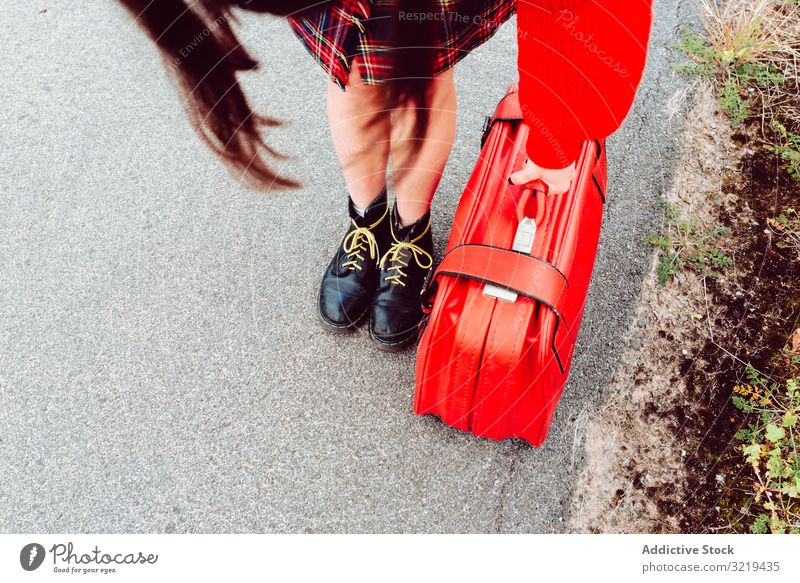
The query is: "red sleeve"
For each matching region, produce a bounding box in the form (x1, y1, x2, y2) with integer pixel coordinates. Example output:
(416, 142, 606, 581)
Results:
(516, 0, 653, 168)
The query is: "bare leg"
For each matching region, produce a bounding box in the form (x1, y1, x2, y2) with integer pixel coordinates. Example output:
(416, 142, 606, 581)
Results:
(326, 60, 391, 209)
(390, 68, 457, 226)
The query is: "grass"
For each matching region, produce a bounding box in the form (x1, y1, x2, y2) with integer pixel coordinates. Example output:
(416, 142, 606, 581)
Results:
(675, 0, 800, 178)
(647, 199, 733, 285)
(675, 23, 785, 125)
(675, 0, 799, 119)
(732, 363, 800, 533)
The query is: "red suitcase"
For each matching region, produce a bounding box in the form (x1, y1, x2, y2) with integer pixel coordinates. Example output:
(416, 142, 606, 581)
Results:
(414, 85, 607, 446)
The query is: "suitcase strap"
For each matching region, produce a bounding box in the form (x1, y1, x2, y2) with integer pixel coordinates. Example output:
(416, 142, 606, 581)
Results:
(422, 244, 573, 373)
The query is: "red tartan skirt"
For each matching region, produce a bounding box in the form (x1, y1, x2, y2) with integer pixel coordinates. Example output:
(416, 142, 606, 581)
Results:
(288, 0, 515, 89)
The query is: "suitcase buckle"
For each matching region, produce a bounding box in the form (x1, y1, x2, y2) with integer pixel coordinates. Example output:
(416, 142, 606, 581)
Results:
(483, 218, 537, 302)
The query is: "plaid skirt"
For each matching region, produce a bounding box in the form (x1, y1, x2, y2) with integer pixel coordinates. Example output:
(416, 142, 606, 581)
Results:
(288, 0, 515, 89)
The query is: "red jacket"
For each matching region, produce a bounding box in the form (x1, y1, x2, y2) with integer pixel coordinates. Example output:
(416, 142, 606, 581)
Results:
(517, 0, 653, 168)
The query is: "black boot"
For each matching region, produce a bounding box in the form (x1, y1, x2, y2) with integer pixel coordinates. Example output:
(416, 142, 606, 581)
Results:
(318, 188, 391, 332)
(369, 204, 434, 351)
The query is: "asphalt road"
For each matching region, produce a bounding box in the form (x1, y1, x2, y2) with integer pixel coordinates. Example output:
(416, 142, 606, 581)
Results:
(1, 0, 698, 533)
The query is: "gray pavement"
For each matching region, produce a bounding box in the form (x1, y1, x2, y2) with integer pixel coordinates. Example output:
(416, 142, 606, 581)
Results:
(0, 0, 698, 533)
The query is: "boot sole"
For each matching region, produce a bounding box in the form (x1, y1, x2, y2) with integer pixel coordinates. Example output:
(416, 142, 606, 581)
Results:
(368, 323, 418, 352)
(317, 300, 370, 334)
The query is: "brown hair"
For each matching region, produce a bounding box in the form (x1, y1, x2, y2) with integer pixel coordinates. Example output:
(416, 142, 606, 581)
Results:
(118, 0, 437, 190)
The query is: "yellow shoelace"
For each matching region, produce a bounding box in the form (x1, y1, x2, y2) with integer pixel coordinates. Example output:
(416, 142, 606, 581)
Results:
(341, 223, 378, 271)
(340, 204, 389, 272)
(379, 218, 433, 287)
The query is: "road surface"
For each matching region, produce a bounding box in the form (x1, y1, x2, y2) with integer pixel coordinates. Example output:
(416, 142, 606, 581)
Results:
(0, 0, 698, 532)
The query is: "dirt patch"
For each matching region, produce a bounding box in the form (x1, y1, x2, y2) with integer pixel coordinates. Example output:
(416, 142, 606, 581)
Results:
(679, 122, 800, 533)
(570, 73, 800, 532)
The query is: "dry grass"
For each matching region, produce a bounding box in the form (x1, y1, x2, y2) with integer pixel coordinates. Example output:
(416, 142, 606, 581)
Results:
(679, 0, 800, 127)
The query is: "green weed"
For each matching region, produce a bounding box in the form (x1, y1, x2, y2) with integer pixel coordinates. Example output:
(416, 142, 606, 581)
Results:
(732, 365, 800, 533)
(769, 121, 800, 181)
(647, 199, 733, 285)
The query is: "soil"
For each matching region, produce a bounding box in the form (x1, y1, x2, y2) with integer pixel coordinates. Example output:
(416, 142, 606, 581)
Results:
(680, 115, 800, 532)
(567, 85, 800, 533)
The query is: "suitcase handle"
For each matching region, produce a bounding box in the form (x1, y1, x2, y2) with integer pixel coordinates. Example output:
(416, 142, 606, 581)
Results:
(480, 180, 548, 302)
(515, 180, 548, 225)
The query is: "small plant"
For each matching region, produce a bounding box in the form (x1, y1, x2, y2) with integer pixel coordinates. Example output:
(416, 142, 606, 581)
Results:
(718, 79, 749, 126)
(768, 206, 800, 257)
(647, 199, 733, 285)
(732, 364, 800, 534)
(769, 121, 800, 181)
